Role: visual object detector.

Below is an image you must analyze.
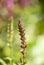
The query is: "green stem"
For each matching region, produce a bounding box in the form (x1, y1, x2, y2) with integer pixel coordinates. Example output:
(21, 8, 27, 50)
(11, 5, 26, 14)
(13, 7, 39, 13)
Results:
(23, 55, 24, 65)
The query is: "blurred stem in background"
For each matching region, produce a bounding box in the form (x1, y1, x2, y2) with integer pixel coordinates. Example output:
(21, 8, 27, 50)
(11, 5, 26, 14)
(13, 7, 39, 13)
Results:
(7, 16, 14, 57)
(3, 16, 14, 65)
(39, 0, 44, 17)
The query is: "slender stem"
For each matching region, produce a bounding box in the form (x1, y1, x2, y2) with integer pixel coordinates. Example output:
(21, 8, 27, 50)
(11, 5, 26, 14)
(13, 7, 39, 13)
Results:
(23, 55, 25, 65)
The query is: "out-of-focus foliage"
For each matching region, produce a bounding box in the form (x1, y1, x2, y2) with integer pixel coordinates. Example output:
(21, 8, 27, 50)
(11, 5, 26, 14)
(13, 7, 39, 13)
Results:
(0, 0, 44, 65)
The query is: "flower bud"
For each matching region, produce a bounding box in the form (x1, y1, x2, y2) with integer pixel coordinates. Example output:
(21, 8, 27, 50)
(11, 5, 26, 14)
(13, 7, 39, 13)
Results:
(21, 49, 26, 55)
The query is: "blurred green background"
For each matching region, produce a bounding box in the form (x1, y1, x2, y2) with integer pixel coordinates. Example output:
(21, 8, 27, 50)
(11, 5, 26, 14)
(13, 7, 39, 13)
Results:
(0, 0, 44, 65)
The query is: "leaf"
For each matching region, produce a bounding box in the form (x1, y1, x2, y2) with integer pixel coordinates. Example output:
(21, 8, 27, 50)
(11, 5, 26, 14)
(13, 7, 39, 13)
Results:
(0, 59, 6, 65)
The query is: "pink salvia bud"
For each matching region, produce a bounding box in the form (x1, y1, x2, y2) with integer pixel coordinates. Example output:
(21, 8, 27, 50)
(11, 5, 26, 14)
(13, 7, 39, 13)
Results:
(25, 43, 28, 48)
(21, 49, 26, 55)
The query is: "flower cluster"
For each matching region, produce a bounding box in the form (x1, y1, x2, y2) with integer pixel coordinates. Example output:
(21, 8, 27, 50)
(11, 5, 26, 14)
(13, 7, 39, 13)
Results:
(18, 20, 28, 64)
